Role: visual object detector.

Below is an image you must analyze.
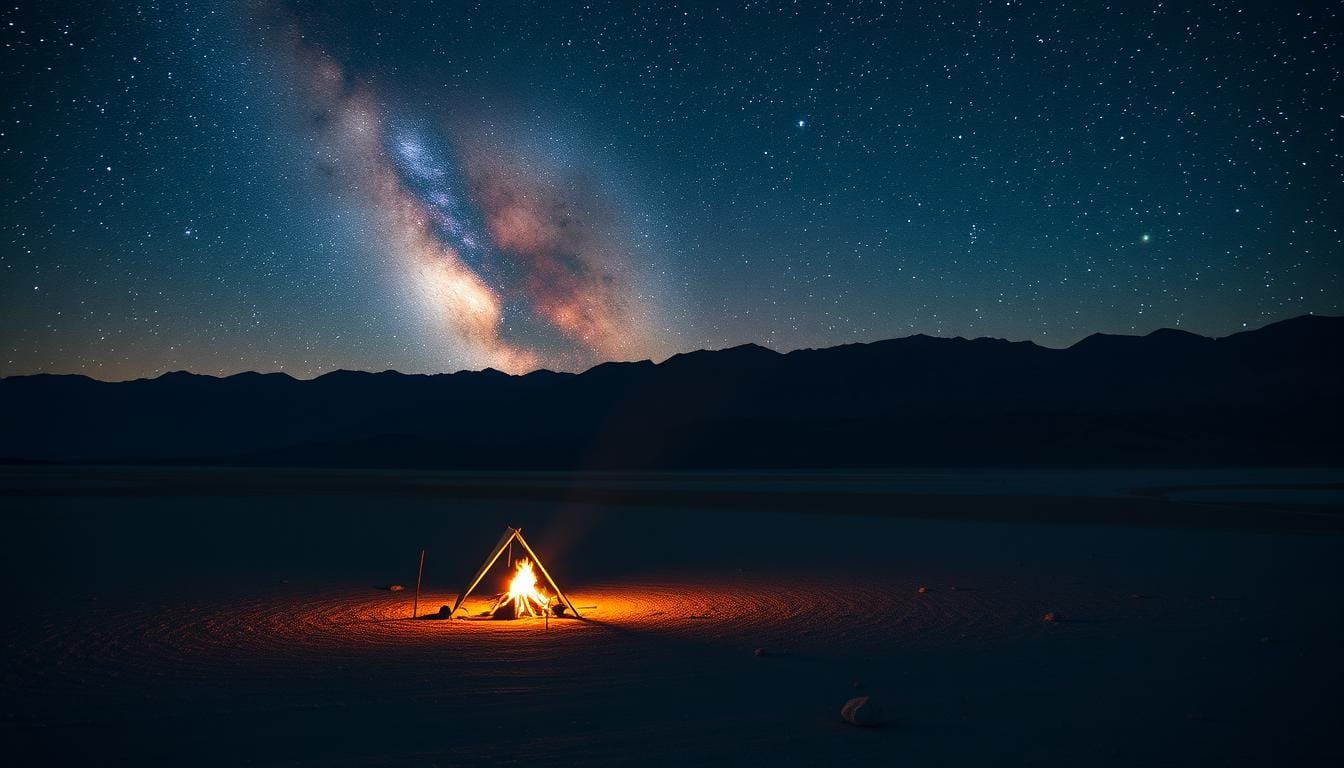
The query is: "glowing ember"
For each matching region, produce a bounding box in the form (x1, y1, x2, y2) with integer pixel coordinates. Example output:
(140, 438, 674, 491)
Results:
(498, 558, 550, 618)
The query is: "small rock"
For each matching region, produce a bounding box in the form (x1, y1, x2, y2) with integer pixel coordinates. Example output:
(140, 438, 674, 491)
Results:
(917, 586, 927, 594)
(437, 605, 452, 617)
(388, 584, 405, 592)
(1043, 611, 1059, 623)
(841, 696, 882, 727)
(753, 648, 767, 657)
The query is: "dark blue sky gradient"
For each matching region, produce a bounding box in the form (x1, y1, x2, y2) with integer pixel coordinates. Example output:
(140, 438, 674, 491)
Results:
(2, 1, 1339, 378)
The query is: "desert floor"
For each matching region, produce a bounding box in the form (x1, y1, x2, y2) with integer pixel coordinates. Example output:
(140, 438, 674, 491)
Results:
(2, 467, 1342, 765)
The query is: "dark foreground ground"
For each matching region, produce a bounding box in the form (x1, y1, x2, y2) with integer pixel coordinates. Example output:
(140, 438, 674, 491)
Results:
(2, 467, 1342, 766)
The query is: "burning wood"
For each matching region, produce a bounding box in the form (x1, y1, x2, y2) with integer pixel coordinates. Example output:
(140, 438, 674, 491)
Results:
(489, 558, 551, 618)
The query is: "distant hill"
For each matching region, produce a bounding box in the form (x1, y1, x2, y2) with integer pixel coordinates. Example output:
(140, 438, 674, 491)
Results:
(2, 315, 1341, 468)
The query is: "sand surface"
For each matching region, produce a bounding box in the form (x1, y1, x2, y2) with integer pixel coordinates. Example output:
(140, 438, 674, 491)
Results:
(2, 467, 1342, 765)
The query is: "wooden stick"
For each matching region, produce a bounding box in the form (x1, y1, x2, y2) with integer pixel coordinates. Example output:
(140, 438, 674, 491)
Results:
(412, 548, 425, 618)
(450, 528, 517, 617)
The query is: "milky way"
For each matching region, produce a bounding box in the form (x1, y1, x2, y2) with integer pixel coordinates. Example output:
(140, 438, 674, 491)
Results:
(272, 18, 654, 373)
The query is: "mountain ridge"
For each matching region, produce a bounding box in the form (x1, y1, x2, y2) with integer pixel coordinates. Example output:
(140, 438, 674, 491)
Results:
(5, 312, 1333, 384)
(5, 314, 1336, 385)
(1, 314, 1340, 468)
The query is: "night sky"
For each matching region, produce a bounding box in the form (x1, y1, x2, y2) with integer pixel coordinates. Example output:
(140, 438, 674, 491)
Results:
(2, 1, 1340, 379)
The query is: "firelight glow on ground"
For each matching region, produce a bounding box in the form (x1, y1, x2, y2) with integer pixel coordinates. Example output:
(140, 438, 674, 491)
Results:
(2, 467, 1342, 765)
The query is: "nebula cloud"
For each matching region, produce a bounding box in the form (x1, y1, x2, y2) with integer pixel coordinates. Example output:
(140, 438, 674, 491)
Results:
(265, 16, 653, 373)
(467, 155, 645, 360)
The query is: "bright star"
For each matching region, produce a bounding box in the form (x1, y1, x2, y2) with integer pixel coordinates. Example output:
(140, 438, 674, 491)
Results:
(797, 119, 806, 128)
(1141, 234, 1150, 243)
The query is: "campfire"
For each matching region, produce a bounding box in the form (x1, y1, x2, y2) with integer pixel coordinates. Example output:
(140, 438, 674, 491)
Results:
(490, 558, 549, 618)
(448, 526, 580, 620)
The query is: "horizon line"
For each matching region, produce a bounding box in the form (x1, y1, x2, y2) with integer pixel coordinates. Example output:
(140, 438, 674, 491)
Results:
(2, 313, 1336, 385)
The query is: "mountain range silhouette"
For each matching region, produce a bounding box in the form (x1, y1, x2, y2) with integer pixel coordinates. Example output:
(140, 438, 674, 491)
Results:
(3, 315, 1340, 467)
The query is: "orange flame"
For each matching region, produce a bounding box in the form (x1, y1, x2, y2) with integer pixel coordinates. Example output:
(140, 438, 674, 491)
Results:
(503, 558, 549, 617)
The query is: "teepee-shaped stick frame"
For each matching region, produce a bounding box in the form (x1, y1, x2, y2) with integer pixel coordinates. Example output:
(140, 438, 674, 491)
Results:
(449, 527, 580, 618)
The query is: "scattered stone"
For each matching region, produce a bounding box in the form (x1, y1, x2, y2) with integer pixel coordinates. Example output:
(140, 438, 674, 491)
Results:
(1043, 611, 1059, 623)
(388, 584, 405, 592)
(917, 586, 927, 594)
(753, 648, 767, 657)
(841, 696, 882, 727)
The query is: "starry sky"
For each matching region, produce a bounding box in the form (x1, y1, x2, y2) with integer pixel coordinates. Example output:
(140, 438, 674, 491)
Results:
(2, 1, 1340, 379)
